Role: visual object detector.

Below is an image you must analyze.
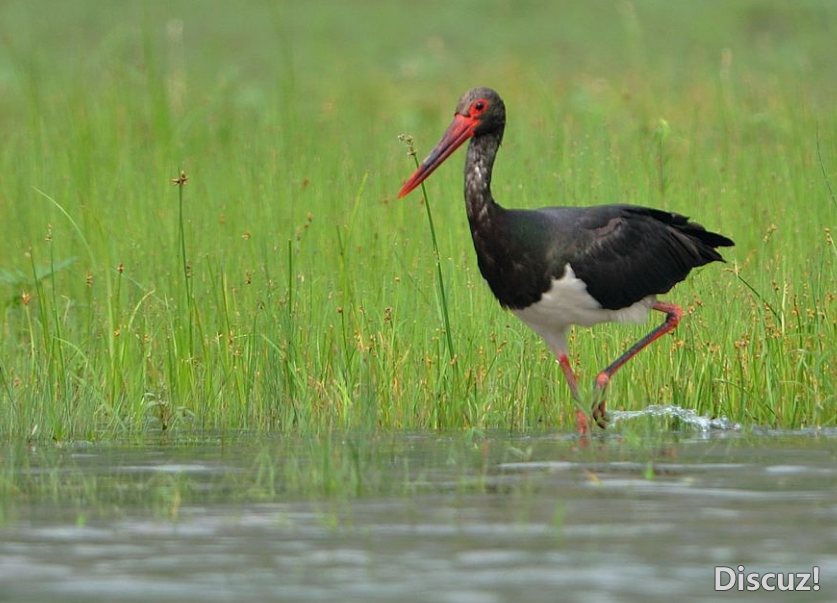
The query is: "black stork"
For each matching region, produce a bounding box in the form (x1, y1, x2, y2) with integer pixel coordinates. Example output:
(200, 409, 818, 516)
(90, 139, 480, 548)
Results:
(398, 87, 734, 431)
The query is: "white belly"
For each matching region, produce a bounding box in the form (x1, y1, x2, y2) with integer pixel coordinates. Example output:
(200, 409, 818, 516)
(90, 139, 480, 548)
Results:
(511, 264, 655, 356)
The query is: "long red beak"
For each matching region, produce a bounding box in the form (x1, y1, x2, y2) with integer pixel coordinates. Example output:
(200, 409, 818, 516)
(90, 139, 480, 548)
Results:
(397, 114, 478, 198)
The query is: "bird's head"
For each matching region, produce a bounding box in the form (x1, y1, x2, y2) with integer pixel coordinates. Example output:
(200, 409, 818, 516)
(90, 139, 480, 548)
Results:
(398, 87, 505, 198)
(454, 87, 506, 136)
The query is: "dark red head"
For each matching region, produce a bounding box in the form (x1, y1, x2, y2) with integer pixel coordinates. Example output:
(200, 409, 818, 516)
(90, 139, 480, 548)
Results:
(398, 87, 506, 198)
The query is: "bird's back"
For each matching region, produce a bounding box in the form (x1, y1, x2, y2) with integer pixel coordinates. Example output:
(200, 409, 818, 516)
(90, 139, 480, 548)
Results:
(469, 203, 733, 311)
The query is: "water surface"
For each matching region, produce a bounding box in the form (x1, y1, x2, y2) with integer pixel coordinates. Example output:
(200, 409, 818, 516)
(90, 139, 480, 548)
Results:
(1, 413, 835, 602)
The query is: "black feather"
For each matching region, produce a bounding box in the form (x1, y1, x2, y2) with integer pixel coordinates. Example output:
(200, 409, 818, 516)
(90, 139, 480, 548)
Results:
(470, 204, 733, 311)
(430, 88, 734, 314)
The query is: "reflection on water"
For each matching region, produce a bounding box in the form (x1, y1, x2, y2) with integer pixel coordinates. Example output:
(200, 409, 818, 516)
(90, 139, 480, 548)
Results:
(1, 421, 836, 603)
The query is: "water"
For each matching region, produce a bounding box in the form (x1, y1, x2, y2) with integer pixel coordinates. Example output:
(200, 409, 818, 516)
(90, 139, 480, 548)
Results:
(610, 404, 741, 431)
(1, 414, 835, 602)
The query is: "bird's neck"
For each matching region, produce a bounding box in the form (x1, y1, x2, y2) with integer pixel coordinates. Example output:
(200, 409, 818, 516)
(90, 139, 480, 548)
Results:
(464, 131, 503, 224)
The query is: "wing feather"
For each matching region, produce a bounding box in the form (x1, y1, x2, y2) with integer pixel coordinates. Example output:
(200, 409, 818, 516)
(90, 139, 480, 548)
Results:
(538, 205, 733, 310)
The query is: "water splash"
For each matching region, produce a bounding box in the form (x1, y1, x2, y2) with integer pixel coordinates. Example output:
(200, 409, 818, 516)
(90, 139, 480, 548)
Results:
(609, 404, 740, 432)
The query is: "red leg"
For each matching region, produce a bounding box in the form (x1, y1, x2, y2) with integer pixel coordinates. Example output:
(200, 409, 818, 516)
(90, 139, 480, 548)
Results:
(592, 301, 683, 428)
(558, 354, 591, 434)
(558, 354, 580, 400)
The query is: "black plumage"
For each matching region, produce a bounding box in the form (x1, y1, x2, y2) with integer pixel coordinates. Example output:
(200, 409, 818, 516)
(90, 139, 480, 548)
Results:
(398, 87, 733, 430)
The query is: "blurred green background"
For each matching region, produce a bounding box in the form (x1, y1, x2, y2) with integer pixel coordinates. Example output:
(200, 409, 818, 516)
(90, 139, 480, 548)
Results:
(1, 0, 835, 436)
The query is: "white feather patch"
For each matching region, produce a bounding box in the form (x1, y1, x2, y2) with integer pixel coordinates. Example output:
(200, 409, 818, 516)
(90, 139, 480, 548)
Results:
(511, 264, 655, 356)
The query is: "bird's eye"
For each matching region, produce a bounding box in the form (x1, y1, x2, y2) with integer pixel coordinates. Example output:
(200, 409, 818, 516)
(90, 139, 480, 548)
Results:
(473, 101, 486, 112)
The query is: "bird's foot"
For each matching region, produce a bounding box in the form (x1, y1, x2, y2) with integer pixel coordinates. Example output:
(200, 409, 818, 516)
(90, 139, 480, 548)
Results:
(592, 372, 610, 429)
(575, 404, 607, 435)
(591, 401, 609, 429)
(574, 408, 591, 436)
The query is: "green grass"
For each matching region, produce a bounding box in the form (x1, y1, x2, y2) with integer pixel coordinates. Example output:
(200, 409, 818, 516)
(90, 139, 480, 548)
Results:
(0, 0, 835, 439)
